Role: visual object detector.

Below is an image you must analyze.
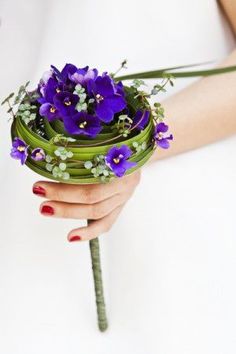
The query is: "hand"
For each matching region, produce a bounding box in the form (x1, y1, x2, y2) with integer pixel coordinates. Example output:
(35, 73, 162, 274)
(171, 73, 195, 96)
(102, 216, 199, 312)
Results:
(32, 171, 141, 242)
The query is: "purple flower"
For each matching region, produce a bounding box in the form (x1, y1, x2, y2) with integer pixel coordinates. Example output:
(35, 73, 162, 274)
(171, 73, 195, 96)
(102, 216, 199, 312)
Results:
(105, 145, 137, 177)
(69, 66, 98, 86)
(132, 110, 150, 130)
(63, 112, 102, 138)
(39, 102, 60, 121)
(115, 81, 126, 97)
(88, 74, 127, 123)
(54, 91, 79, 117)
(31, 148, 46, 161)
(51, 63, 77, 83)
(38, 77, 64, 104)
(154, 122, 173, 149)
(10, 138, 29, 165)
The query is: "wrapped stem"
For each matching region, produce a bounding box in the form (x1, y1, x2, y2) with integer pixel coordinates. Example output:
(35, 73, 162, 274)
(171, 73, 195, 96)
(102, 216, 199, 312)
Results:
(89, 236, 108, 332)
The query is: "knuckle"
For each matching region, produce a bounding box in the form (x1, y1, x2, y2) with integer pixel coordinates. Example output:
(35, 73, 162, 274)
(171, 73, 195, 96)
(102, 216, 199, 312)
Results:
(51, 186, 63, 201)
(83, 188, 95, 204)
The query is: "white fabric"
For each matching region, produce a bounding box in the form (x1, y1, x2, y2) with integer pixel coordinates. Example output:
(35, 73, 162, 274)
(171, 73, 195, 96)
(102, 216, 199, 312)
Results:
(0, 1, 236, 353)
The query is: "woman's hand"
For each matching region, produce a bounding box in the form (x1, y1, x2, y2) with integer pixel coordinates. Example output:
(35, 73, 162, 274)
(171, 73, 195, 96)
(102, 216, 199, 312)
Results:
(32, 171, 141, 242)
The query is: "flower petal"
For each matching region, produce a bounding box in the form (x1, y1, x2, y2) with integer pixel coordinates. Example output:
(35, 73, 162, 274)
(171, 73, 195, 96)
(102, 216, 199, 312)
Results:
(95, 101, 114, 122)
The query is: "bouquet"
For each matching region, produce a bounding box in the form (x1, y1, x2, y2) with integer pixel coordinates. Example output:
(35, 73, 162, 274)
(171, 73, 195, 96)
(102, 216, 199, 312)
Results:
(2, 60, 236, 331)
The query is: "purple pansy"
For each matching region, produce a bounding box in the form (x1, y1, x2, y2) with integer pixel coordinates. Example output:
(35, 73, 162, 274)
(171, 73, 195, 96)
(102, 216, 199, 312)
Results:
(132, 110, 150, 130)
(63, 112, 102, 138)
(31, 148, 46, 161)
(88, 74, 127, 123)
(39, 102, 60, 121)
(10, 138, 29, 165)
(69, 66, 98, 86)
(54, 91, 79, 117)
(105, 145, 137, 177)
(154, 122, 173, 149)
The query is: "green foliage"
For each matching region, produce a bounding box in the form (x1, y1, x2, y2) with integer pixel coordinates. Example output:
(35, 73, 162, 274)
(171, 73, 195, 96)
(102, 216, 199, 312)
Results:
(1, 92, 14, 106)
(112, 114, 133, 137)
(84, 155, 112, 182)
(132, 141, 147, 154)
(54, 146, 73, 160)
(16, 102, 37, 124)
(49, 134, 76, 146)
(153, 102, 165, 121)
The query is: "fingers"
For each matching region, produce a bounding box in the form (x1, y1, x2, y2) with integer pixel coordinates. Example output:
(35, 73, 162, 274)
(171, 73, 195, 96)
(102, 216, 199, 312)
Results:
(67, 205, 124, 241)
(33, 179, 121, 204)
(39, 193, 127, 220)
(33, 171, 140, 204)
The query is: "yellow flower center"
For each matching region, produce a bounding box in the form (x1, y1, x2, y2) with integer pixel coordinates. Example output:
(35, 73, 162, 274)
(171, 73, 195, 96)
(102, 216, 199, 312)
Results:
(17, 146, 25, 152)
(96, 94, 104, 102)
(50, 106, 56, 113)
(56, 88, 61, 93)
(64, 100, 71, 106)
(36, 152, 42, 158)
(113, 158, 120, 164)
(79, 121, 87, 129)
(157, 132, 163, 139)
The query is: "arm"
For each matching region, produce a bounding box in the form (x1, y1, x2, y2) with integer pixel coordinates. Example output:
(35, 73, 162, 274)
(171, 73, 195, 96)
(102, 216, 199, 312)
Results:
(151, 48, 236, 162)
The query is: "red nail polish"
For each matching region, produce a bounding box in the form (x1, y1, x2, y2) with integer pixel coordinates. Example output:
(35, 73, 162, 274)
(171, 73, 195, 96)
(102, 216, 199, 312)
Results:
(69, 235, 82, 242)
(33, 186, 46, 196)
(41, 205, 54, 215)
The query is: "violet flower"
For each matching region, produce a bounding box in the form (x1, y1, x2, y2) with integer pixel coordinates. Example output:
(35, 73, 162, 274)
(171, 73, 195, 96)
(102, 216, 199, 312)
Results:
(39, 102, 60, 121)
(132, 110, 150, 130)
(105, 145, 137, 177)
(31, 148, 46, 161)
(69, 66, 98, 86)
(63, 112, 102, 138)
(51, 63, 77, 83)
(38, 77, 64, 104)
(88, 74, 127, 123)
(154, 122, 173, 149)
(10, 138, 29, 165)
(54, 91, 79, 117)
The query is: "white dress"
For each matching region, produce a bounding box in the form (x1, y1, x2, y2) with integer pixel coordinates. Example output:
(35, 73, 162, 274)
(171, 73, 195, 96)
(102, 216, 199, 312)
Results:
(0, 1, 236, 353)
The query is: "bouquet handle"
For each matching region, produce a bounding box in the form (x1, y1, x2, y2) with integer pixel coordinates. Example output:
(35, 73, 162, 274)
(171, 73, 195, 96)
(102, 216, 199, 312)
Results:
(89, 225, 108, 332)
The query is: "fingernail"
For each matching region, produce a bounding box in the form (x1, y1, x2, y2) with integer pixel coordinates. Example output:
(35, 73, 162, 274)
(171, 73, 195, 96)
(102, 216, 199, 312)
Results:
(41, 205, 54, 216)
(33, 186, 46, 196)
(69, 235, 82, 242)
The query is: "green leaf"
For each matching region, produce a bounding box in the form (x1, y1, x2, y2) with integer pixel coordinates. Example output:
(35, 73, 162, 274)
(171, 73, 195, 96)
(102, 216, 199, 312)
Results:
(59, 162, 67, 171)
(1, 92, 14, 105)
(115, 64, 236, 81)
(46, 163, 53, 172)
(84, 161, 93, 169)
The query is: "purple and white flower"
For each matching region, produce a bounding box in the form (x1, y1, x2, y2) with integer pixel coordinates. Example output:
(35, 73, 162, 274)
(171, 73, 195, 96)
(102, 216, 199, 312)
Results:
(69, 66, 98, 86)
(105, 145, 137, 177)
(10, 138, 29, 165)
(31, 148, 46, 161)
(154, 122, 173, 149)
(88, 74, 127, 123)
(63, 112, 102, 138)
(54, 91, 79, 117)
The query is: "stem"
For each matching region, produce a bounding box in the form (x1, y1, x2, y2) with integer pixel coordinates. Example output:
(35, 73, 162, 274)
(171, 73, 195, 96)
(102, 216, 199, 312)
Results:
(89, 236, 108, 332)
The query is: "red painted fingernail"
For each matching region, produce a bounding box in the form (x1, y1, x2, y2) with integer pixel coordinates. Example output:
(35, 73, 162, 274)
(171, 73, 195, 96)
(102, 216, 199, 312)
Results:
(41, 205, 54, 215)
(33, 186, 46, 196)
(69, 235, 82, 242)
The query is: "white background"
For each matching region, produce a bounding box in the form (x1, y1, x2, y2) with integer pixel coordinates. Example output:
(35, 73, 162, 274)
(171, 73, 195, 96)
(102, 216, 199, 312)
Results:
(0, 1, 236, 353)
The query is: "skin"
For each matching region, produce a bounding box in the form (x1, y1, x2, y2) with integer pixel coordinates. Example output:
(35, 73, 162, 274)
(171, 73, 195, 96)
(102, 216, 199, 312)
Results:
(33, 0, 236, 242)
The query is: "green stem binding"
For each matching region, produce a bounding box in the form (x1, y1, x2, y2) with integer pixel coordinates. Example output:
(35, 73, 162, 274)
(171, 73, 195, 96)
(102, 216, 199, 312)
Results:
(89, 234, 108, 332)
